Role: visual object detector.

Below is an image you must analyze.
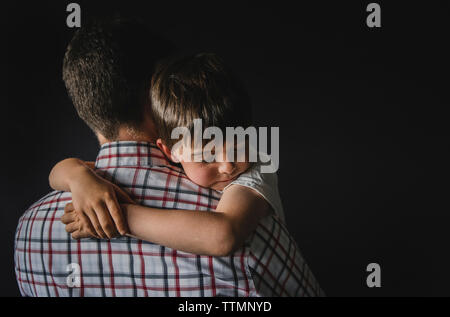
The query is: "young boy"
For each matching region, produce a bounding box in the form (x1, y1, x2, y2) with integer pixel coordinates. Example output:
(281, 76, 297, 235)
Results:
(50, 53, 284, 257)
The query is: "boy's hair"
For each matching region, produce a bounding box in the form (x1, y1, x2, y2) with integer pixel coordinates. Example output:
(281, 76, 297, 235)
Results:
(63, 18, 173, 140)
(150, 53, 252, 147)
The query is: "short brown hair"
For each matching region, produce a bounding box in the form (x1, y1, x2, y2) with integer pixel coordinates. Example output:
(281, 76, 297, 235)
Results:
(63, 18, 173, 140)
(150, 53, 252, 147)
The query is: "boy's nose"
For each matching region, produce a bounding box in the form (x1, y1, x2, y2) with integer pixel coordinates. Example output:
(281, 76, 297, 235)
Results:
(218, 162, 236, 175)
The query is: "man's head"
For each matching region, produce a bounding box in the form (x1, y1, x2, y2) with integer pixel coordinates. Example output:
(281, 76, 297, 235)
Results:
(63, 18, 173, 142)
(150, 53, 253, 190)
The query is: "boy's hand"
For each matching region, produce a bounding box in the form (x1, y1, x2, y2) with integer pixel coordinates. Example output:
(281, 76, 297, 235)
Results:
(61, 203, 99, 240)
(69, 169, 135, 239)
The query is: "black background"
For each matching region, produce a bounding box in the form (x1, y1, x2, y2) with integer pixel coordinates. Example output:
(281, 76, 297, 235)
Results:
(3, 1, 450, 296)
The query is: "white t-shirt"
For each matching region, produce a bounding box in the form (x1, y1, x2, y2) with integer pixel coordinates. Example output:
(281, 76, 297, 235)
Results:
(222, 164, 285, 223)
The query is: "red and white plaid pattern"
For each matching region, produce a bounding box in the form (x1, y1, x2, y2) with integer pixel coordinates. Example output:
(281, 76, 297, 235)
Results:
(14, 142, 324, 297)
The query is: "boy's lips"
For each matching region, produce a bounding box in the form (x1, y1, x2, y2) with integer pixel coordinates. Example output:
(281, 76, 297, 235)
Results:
(216, 175, 238, 183)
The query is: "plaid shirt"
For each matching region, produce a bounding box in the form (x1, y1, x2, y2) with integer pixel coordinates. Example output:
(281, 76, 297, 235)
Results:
(14, 142, 324, 297)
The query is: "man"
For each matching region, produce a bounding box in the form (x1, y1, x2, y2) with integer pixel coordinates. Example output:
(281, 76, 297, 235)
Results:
(14, 18, 323, 296)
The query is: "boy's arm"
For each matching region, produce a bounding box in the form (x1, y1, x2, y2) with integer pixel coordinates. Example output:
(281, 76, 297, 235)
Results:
(122, 184, 271, 256)
(49, 158, 131, 238)
(83, 161, 96, 170)
(49, 158, 94, 192)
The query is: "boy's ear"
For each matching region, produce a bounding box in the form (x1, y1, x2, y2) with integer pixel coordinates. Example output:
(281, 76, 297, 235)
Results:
(156, 139, 181, 163)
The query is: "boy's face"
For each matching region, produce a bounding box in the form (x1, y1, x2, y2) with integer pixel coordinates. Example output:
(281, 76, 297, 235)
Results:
(166, 141, 251, 191)
(181, 159, 251, 191)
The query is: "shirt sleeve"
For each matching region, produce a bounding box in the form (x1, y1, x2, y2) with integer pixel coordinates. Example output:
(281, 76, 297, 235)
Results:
(223, 164, 285, 223)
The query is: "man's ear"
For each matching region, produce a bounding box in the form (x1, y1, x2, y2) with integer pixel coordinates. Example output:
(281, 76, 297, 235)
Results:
(156, 139, 181, 163)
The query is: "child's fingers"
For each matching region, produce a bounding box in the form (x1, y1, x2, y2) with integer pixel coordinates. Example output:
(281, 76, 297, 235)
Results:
(61, 212, 76, 225)
(65, 222, 78, 234)
(93, 202, 119, 239)
(71, 229, 97, 240)
(64, 202, 75, 214)
(105, 195, 129, 236)
(71, 231, 83, 240)
(71, 227, 96, 240)
(84, 207, 108, 239)
(71, 229, 96, 240)
(78, 211, 100, 238)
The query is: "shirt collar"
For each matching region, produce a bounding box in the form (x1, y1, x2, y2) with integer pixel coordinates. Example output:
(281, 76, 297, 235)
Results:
(95, 141, 171, 169)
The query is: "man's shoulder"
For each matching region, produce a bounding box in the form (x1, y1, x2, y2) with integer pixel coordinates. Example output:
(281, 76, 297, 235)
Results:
(24, 190, 72, 215)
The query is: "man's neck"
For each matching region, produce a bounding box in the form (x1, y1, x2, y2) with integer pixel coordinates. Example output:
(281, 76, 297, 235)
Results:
(97, 125, 158, 146)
